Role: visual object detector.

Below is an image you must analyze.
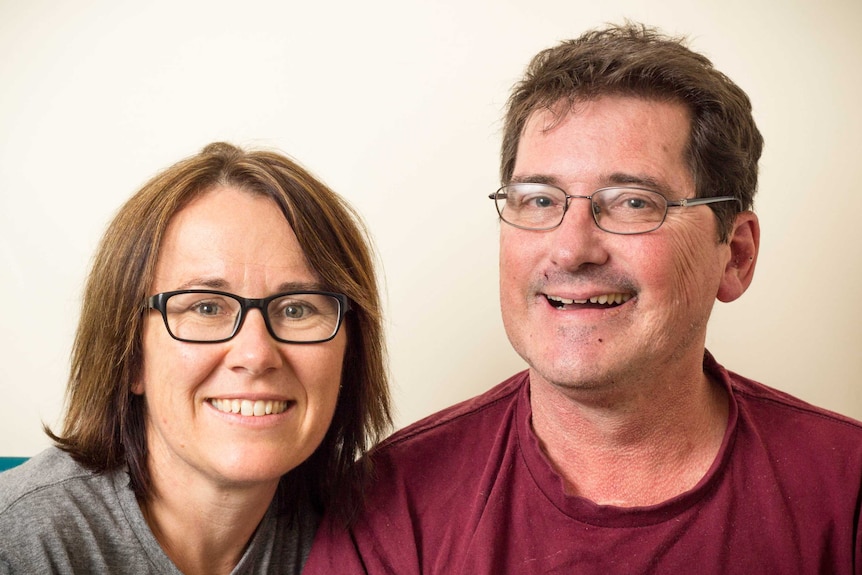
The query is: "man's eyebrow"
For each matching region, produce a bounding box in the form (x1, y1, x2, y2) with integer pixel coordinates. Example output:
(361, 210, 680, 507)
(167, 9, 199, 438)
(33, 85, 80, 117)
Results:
(509, 172, 675, 195)
(606, 172, 673, 195)
(509, 174, 561, 186)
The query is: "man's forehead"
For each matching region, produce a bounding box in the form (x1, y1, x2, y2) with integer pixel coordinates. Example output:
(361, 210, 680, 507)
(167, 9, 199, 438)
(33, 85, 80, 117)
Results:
(514, 96, 695, 194)
(522, 94, 692, 134)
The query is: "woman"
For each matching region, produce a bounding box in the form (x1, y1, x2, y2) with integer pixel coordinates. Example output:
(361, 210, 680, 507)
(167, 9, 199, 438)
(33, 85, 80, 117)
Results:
(0, 142, 391, 574)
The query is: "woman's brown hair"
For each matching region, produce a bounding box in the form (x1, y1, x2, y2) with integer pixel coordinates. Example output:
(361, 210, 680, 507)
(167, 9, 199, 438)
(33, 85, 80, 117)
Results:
(49, 142, 391, 521)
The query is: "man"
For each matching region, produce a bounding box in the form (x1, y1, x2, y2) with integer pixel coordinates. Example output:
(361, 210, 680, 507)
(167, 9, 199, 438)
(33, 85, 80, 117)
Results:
(305, 23, 862, 574)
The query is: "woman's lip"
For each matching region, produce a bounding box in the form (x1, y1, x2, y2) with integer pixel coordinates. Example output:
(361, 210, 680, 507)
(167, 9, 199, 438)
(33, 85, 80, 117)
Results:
(208, 397, 294, 417)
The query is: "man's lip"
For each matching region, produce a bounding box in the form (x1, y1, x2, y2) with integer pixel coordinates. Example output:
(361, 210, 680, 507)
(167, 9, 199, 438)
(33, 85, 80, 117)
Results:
(545, 292, 634, 305)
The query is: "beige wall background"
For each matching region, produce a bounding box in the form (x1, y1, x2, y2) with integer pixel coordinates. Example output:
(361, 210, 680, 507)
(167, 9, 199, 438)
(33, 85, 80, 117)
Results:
(1, 0, 860, 456)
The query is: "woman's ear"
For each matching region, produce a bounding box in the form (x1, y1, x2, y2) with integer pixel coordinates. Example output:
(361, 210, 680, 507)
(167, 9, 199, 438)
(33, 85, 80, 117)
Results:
(717, 211, 760, 303)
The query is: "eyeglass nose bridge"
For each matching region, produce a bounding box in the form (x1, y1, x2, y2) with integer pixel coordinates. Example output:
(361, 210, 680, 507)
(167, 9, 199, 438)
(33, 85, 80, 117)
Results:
(228, 296, 277, 342)
(557, 193, 602, 230)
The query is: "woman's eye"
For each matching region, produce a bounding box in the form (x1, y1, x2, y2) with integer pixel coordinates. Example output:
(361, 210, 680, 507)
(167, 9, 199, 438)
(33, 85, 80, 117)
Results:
(192, 301, 221, 316)
(283, 305, 306, 319)
(277, 302, 317, 321)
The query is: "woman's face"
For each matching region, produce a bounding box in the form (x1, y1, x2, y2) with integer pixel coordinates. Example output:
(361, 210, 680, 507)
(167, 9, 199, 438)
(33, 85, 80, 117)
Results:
(134, 186, 345, 492)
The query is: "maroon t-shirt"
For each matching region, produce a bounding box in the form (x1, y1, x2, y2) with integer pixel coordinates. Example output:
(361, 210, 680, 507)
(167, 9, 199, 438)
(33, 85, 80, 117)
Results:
(307, 353, 862, 574)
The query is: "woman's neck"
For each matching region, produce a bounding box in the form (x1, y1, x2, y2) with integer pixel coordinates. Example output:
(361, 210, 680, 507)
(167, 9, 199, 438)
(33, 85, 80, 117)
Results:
(139, 464, 279, 575)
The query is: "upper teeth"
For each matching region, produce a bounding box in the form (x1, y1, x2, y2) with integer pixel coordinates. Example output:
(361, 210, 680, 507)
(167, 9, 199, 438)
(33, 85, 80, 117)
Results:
(210, 398, 289, 416)
(548, 293, 632, 305)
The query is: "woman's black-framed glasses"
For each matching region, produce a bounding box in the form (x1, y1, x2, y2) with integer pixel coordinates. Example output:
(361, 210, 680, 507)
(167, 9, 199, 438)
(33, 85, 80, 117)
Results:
(146, 290, 350, 344)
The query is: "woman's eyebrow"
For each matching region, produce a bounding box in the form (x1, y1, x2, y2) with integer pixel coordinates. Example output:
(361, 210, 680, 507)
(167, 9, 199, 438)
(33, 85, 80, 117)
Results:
(168, 279, 326, 293)
(274, 281, 326, 293)
(173, 277, 230, 290)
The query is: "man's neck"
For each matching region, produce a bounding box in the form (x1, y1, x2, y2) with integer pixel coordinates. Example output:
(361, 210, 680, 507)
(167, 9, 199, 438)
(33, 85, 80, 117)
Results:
(530, 364, 729, 507)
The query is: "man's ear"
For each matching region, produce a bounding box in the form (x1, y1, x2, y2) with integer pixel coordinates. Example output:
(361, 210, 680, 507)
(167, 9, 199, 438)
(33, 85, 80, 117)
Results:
(717, 211, 760, 303)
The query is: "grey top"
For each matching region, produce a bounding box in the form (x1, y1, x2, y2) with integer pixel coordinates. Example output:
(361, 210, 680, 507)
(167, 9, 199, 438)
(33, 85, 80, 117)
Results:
(0, 447, 317, 574)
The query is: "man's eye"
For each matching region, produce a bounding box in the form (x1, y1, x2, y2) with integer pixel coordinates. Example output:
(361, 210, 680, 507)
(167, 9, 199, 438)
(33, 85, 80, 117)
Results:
(522, 194, 558, 209)
(606, 192, 662, 213)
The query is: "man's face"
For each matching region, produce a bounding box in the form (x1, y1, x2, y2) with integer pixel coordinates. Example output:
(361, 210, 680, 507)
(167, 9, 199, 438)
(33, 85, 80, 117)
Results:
(499, 95, 734, 395)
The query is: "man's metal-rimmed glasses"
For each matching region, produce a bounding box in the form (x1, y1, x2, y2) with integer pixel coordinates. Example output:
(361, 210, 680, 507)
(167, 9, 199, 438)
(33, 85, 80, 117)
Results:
(489, 182, 742, 235)
(146, 290, 351, 344)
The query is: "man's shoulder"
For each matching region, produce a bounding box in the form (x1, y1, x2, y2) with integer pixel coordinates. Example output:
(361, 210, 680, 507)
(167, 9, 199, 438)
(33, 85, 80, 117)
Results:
(731, 370, 862, 426)
(724, 366, 862, 456)
(384, 371, 528, 446)
(381, 370, 528, 449)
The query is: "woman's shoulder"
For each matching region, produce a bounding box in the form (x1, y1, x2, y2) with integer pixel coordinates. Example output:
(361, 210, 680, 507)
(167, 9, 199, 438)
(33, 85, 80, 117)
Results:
(0, 447, 96, 511)
(0, 447, 168, 572)
(0, 446, 130, 533)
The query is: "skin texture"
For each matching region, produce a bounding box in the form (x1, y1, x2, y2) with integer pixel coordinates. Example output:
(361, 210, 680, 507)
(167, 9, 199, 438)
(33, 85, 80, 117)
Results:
(133, 186, 346, 573)
(500, 96, 759, 505)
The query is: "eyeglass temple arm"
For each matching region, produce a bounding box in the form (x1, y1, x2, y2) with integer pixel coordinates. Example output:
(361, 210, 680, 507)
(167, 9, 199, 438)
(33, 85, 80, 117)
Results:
(669, 196, 743, 210)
